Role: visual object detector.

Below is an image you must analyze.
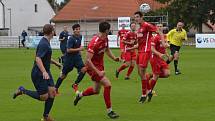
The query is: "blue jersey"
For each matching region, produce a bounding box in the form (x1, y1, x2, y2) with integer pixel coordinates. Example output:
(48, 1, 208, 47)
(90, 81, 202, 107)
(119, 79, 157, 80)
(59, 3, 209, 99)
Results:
(32, 37, 52, 74)
(59, 31, 69, 45)
(66, 35, 82, 57)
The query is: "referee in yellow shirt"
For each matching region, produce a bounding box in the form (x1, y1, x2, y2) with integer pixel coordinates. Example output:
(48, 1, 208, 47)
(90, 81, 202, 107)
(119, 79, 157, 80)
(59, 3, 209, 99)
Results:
(166, 21, 187, 75)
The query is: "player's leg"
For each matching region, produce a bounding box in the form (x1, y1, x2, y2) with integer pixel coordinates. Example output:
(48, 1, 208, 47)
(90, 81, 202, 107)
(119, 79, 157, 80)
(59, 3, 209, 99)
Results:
(166, 44, 175, 64)
(125, 60, 135, 80)
(147, 74, 159, 102)
(74, 81, 101, 106)
(72, 59, 87, 93)
(55, 64, 73, 93)
(100, 76, 119, 119)
(115, 62, 129, 78)
(174, 50, 181, 75)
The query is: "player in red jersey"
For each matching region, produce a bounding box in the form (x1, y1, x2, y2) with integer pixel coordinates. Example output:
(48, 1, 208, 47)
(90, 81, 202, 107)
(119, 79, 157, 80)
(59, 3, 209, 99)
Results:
(117, 24, 129, 61)
(147, 24, 170, 102)
(73, 22, 120, 119)
(129, 11, 164, 103)
(116, 22, 137, 80)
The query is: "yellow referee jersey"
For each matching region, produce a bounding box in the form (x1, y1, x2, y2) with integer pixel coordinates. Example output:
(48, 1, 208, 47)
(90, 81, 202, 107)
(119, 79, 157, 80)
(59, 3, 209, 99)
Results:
(167, 28, 187, 46)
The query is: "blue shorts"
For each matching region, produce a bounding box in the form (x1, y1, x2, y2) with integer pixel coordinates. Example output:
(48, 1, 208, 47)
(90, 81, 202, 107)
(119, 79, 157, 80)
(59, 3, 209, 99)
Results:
(31, 70, 54, 95)
(60, 44, 67, 54)
(62, 56, 85, 75)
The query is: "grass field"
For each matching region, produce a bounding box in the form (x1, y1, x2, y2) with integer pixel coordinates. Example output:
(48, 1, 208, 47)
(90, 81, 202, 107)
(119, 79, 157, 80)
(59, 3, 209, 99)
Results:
(0, 46, 215, 121)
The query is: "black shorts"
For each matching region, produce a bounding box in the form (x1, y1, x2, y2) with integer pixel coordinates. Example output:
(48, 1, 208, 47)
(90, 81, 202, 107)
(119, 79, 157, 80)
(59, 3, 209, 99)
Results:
(62, 56, 85, 75)
(170, 44, 181, 55)
(31, 71, 54, 95)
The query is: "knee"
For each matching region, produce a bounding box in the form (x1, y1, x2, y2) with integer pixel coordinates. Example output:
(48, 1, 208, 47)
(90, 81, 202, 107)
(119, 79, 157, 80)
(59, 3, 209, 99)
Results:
(81, 67, 87, 73)
(40, 94, 49, 101)
(60, 74, 66, 79)
(174, 52, 179, 60)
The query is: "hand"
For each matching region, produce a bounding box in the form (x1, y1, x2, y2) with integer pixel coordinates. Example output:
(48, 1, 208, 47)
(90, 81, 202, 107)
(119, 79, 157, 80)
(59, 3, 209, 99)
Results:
(43, 71, 50, 80)
(79, 46, 84, 51)
(160, 54, 168, 61)
(98, 71, 105, 77)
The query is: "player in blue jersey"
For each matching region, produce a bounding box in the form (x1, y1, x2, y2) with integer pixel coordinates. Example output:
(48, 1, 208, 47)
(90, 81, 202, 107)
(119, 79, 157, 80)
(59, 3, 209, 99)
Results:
(13, 24, 61, 121)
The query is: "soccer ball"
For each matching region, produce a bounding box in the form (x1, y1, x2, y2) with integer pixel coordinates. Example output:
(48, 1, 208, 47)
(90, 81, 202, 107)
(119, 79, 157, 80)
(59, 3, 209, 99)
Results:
(139, 3, 151, 13)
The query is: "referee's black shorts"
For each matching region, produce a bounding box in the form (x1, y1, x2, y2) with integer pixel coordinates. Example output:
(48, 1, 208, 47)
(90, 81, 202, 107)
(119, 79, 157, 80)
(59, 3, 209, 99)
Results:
(170, 44, 181, 55)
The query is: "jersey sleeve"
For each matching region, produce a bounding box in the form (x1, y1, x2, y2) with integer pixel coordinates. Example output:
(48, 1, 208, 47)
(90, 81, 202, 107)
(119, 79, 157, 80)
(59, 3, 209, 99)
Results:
(167, 29, 174, 42)
(36, 43, 48, 58)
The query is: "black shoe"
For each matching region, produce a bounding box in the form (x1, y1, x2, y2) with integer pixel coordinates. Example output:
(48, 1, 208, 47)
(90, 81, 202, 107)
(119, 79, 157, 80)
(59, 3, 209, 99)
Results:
(147, 91, 153, 102)
(115, 70, 119, 78)
(175, 70, 181, 75)
(139, 96, 147, 103)
(13, 86, 25, 99)
(58, 57, 61, 63)
(124, 77, 130, 80)
(107, 111, 119, 119)
(74, 93, 82, 106)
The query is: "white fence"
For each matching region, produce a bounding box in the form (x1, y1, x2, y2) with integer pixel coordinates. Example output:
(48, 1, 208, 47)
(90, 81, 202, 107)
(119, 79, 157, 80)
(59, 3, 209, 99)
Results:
(0, 36, 20, 48)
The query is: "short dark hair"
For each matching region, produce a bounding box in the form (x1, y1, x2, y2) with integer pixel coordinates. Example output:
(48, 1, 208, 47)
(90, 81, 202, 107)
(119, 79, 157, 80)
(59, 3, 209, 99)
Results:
(99, 21, 110, 33)
(43, 24, 54, 35)
(134, 11, 143, 17)
(72, 24, 80, 30)
(130, 21, 136, 27)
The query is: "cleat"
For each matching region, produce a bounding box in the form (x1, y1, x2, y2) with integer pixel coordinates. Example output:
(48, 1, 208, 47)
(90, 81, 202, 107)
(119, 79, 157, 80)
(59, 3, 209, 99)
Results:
(175, 71, 181, 75)
(72, 83, 79, 93)
(74, 93, 82, 106)
(107, 111, 119, 119)
(13, 86, 25, 99)
(115, 70, 119, 78)
(41, 115, 54, 121)
(139, 96, 147, 103)
(147, 91, 153, 102)
(124, 77, 130, 80)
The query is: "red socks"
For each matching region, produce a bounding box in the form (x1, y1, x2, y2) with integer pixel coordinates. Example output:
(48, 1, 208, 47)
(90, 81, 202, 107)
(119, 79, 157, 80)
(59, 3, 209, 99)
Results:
(118, 64, 128, 72)
(104, 86, 111, 109)
(82, 87, 96, 96)
(141, 80, 147, 96)
(126, 66, 134, 77)
(150, 79, 157, 90)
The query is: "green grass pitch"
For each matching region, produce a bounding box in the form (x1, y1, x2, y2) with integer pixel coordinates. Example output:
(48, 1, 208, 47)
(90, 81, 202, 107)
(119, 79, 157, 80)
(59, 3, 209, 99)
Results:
(0, 46, 215, 121)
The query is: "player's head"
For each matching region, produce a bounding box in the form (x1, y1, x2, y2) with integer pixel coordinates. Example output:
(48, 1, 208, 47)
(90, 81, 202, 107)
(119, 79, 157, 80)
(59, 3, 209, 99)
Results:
(176, 20, 184, 31)
(121, 24, 126, 29)
(72, 24, 81, 35)
(130, 22, 136, 31)
(156, 23, 163, 32)
(99, 21, 111, 34)
(63, 25, 68, 31)
(43, 24, 54, 37)
(134, 11, 143, 24)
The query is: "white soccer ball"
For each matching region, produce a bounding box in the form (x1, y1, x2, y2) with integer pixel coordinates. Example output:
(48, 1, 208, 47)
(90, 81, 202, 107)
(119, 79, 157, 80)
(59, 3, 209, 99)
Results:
(139, 3, 151, 13)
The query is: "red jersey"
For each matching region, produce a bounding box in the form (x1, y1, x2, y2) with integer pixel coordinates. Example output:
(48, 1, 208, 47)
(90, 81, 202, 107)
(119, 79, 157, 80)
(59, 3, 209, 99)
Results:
(151, 34, 166, 55)
(118, 29, 129, 49)
(123, 31, 137, 52)
(87, 35, 108, 68)
(137, 22, 157, 53)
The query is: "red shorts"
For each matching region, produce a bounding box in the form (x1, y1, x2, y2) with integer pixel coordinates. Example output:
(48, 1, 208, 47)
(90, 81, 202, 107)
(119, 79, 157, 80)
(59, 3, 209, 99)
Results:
(136, 52, 151, 68)
(124, 51, 136, 62)
(150, 55, 169, 75)
(87, 65, 104, 82)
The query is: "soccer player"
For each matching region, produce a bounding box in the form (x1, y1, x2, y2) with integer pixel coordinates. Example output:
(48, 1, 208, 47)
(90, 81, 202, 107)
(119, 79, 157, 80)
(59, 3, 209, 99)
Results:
(133, 11, 163, 103)
(21, 30, 27, 47)
(73, 21, 120, 119)
(117, 24, 129, 61)
(59, 25, 69, 63)
(166, 21, 187, 75)
(13, 24, 61, 121)
(148, 24, 170, 102)
(116, 22, 137, 80)
(55, 24, 86, 94)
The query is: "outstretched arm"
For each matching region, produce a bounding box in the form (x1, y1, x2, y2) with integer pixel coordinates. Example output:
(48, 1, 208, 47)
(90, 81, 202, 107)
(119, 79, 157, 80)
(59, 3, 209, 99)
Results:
(105, 48, 120, 62)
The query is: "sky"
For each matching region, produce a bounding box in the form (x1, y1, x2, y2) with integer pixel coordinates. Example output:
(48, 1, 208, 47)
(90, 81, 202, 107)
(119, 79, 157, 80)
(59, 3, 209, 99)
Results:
(56, 0, 64, 4)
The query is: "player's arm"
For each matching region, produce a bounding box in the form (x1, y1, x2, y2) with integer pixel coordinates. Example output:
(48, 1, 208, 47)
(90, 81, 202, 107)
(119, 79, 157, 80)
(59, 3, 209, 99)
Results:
(58, 33, 65, 42)
(86, 52, 104, 77)
(167, 29, 174, 43)
(51, 58, 62, 69)
(105, 48, 120, 62)
(126, 43, 138, 51)
(151, 45, 165, 60)
(35, 57, 49, 80)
